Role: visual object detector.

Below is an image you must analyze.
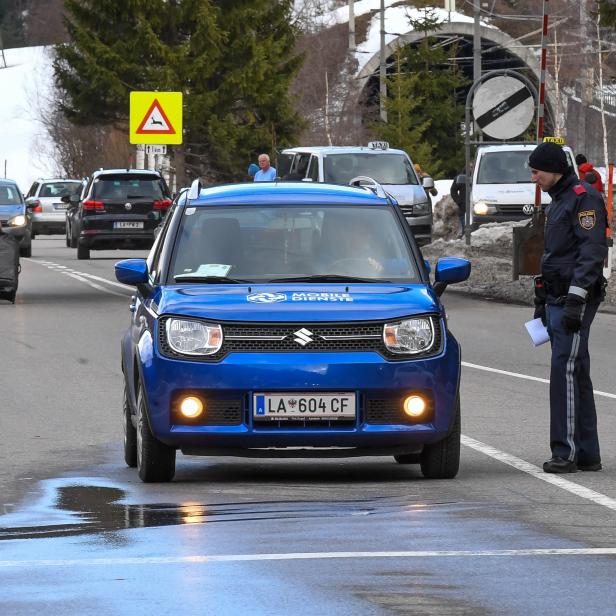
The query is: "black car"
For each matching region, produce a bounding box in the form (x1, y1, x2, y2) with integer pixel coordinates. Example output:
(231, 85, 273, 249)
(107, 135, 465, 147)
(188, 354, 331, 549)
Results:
(0, 179, 33, 257)
(66, 169, 172, 259)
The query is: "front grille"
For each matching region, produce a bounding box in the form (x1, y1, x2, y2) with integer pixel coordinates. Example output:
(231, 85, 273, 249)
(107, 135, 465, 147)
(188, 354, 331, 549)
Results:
(159, 317, 443, 362)
(496, 204, 529, 214)
(253, 418, 356, 429)
(366, 396, 434, 425)
(399, 205, 413, 217)
(409, 225, 431, 236)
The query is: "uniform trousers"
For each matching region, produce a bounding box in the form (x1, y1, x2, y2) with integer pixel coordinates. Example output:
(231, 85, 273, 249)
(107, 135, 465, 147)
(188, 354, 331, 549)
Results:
(545, 300, 601, 464)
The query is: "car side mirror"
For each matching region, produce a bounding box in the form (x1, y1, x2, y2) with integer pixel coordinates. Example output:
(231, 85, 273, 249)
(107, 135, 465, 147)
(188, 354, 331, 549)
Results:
(115, 259, 149, 285)
(584, 171, 598, 184)
(433, 257, 471, 297)
(455, 174, 467, 184)
(69, 194, 80, 205)
(422, 176, 435, 189)
(61, 194, 71, 204)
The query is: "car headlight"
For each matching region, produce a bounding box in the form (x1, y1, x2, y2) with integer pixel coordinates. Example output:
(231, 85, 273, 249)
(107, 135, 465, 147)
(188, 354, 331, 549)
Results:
(165, 318, 223, 356)
(413, 200, 430, 215)
(473, 201, 496, 216)
(383, 317, 435, 354)
(8, 214, 27, 227)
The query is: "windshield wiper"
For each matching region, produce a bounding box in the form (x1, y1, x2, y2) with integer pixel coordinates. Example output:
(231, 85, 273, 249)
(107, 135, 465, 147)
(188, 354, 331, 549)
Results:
(268, 274, 389, 283)
(173, 275, 252, 283)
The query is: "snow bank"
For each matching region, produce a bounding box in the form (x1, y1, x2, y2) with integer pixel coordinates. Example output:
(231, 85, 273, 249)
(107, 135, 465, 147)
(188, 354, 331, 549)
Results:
(0, 46, 56, 193)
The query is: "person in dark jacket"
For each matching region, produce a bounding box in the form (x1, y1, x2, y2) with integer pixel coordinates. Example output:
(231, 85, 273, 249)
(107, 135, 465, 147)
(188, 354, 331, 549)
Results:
(530, 142, 608, 474)
(575, 153, 604, 194)
(450, 162, 473, 238)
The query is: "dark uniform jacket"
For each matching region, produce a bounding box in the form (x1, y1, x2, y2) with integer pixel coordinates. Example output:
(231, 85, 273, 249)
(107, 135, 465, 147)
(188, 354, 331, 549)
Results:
(541, 168, 608, 298)
(450, 173, 466, 213)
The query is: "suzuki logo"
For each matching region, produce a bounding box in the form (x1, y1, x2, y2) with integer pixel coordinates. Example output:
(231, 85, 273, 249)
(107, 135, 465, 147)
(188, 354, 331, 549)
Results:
(124, 202, 133, 211)
(522, 204, 534, 215)
(293, 328, 314, 346)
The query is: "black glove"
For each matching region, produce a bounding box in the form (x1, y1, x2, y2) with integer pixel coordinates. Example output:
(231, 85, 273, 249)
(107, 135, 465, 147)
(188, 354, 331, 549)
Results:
(533, 298, 546, 326)
(562, 293, 585, 334)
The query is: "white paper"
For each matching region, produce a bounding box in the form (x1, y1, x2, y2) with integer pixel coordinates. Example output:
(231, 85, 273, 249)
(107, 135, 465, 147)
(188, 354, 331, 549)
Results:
(525, 318, 550, 346)
(194, 263, 232, 277)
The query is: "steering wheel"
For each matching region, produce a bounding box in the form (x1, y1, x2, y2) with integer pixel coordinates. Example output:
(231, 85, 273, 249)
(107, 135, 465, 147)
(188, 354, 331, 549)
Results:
(328, 257, 383, 274)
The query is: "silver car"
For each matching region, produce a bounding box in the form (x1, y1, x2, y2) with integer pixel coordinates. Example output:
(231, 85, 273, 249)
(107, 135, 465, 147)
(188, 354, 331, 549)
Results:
(279, 144, 434, 245)
(25, 178, 82, 237)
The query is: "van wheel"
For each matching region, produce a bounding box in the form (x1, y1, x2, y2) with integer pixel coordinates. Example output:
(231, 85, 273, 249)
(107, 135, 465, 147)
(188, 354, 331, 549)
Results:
(136, 387, 175, 482)
(420, 398, 460, 479)
(123, 385, 137, 467)
(77, 240, 90, 260)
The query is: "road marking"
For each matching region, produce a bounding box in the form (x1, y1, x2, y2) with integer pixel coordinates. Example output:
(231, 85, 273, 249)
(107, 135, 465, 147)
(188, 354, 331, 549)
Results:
(462, 435, 616, 511)
(1, 548, 616, 568)
(462, 361, 616, 400)
(25, 259, 133, 296)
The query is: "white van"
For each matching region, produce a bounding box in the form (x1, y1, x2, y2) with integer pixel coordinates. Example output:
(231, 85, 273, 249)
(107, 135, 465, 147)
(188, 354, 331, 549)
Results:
(279, 143, 434, 245)
(470, 143, 577, 227)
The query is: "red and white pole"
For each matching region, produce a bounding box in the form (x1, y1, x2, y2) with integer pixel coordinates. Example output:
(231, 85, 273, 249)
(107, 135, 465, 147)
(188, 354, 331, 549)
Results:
(535, 0, 549, 212)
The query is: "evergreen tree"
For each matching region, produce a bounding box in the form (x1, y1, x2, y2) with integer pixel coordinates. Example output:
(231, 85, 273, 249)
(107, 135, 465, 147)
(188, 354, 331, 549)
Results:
(373, 8, 467, 178)
(54, 0, 304, 183)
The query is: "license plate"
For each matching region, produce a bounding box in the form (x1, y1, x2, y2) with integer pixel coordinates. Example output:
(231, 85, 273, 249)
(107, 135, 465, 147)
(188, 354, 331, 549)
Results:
(53, 203, 67, 210)
(253, 393, 356, 420)
(114, 221, 144, 229)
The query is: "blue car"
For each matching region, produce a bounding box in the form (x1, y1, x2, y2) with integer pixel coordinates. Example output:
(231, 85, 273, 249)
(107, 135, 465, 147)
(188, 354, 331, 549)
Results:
(116, 180, 470, 482)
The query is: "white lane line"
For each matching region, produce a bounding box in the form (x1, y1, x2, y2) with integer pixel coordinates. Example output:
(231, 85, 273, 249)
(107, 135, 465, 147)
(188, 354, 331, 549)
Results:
(462, 361, 616, 400)
(1, 548, 616, 568)
(25, 259, 132, 296)
(462, 435, 616, 511)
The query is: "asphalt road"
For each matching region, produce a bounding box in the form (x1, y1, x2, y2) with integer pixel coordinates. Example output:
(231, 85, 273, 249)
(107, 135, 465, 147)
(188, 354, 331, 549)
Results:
(1, 237, 616, 615)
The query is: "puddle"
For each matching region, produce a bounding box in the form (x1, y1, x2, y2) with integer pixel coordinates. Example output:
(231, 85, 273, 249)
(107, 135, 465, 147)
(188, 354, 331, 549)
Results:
(0, 480, 468, 541)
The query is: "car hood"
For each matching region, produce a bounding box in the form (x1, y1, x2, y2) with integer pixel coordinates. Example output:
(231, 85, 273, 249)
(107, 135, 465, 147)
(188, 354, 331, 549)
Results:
(0, 204, 24, 221)
(383, 185, 428, 205)
(472, 183, 551, 205)
(154, 284, 439, 322)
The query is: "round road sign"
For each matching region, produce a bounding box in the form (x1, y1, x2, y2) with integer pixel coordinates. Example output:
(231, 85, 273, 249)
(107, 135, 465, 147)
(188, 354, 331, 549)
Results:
(472, 75, 535, 140)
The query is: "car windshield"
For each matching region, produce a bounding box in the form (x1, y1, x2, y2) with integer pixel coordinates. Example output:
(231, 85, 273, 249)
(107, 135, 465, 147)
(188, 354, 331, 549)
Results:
(0, 184, 22, 205)
(40, 182, 81, 198)
(323, 153, 418, 185)
(167, 204, 418, 283)
(476, 151, 539, 184)
(93, 176, 165, 200)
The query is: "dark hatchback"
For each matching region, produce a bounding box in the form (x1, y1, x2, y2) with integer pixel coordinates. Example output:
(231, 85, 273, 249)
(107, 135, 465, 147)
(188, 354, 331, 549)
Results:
(66, 169, 172, 259)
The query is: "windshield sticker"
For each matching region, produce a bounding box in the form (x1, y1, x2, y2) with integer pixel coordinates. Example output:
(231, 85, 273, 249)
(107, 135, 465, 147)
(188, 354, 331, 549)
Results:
(247, 292, 288, 303)
(185, 207, 196, 216)
(292, 292, 353, 302)
(194, 263, 232, 277)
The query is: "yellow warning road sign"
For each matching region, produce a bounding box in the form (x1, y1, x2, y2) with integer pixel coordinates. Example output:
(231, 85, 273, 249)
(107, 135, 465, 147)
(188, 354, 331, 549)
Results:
(130, 92, 182, 144)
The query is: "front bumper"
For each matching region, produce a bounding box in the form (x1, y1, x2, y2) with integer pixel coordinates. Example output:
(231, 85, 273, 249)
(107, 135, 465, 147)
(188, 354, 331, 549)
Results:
(404, 213, 432, 244)
(136, 332, 460, 454)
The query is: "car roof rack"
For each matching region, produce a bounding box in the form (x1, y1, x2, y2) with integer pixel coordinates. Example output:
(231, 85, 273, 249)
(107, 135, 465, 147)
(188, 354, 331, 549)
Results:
(187, 178, 203, 200)
(348, 176, 388, 199)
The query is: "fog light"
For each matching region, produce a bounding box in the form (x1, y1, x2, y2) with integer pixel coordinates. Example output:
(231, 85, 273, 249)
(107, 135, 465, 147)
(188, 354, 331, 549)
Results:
(403, 395, 426, 418)
(180, 396, 204, 419)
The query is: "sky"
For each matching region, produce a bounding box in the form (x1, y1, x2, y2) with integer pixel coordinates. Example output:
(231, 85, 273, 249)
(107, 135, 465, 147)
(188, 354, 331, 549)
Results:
(0, 45, 57, 193)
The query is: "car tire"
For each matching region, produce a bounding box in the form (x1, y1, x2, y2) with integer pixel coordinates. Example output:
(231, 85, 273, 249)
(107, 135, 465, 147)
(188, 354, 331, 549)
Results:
(65, 227, 71, 247)
(20, 243, 32, 258)
(123, 385, 137, 468)
(393, 453, 420, 464)
(136, 387, 175, 482)
(419, 398, 460, 479)
(77, 240, 90, 260)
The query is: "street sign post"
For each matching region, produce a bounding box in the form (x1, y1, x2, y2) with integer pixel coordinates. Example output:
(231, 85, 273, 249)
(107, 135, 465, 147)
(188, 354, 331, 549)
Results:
(130, 92, 182, 144)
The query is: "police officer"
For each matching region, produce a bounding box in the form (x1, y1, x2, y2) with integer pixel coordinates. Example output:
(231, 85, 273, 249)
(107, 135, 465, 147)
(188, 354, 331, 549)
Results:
(530, 142, 608, 473)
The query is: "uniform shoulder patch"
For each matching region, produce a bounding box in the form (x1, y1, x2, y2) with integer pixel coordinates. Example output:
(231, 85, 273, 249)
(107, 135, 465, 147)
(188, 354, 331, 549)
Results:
(578, 210, 596, 230)
(573, 185, 587, 195)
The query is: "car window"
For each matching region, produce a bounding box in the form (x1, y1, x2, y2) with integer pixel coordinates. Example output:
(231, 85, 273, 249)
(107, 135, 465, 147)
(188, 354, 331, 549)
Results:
(277, 153, 294, 178)
(167, 204, 418, 283)
(93, 175, 166, 200)
(477, 151, 535, 184)
(27, 182, 39, 198)
(293, 154, 311, 178)
(39, 182, 81, 198)
(307, 156, 319, 181)
(0, 184, 23, 205)
(323, 153, 417, 185)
